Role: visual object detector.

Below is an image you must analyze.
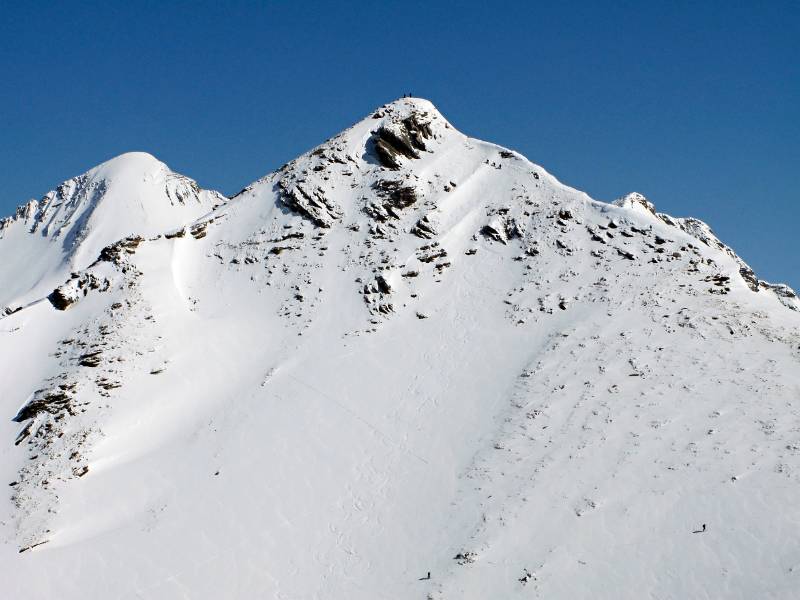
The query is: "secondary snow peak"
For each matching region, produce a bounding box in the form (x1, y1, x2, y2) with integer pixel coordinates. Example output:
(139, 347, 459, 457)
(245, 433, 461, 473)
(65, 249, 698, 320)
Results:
(0, 151, 224, 308)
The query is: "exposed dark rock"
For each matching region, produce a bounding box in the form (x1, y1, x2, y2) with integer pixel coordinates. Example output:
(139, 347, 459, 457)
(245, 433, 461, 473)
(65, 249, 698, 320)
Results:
(18, 540, 49, 553)
(435, 261, 451, 272)
(480, 216, 521, 245)
(48, 288, 74, 310)
(48, 272, 112, 311)
(505, 218, 522, 240)
(95, 378, 121, 390)
(269, 231, 305, 243)
(454, 551, 477, 565)
(371, 180, 419, 217)
(417, 247, 448, 263)
(739, 266, 759, 292)
(410, 215, 436, 239)
(480, 224, 506, 244)
(190, 223, 208, 239)
(269, 245, 296, 256)
(371, 113, 433, 169)
(587, 226, 606, 244)
(376, 275, 392, 294)
(164, 228, 186, 239)
(278, 179, 341, 228)
(13, 389, 74, 422)
(78, 351, 102, 367)
(98, 236, 144, 263)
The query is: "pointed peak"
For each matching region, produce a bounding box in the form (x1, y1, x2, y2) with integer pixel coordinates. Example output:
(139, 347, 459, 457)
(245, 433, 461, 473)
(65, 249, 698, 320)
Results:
(613, 192, 657, 216)
(371, 97, 449, 126)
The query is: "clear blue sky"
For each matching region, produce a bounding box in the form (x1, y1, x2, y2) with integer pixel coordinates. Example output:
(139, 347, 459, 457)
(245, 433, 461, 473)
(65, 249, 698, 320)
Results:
(1, 1, 798, 288)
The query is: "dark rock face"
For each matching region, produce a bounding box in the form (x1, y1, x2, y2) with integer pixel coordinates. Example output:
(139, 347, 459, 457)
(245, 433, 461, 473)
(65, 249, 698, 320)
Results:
(47, 288, 74, 310)
(78, 351, 102, 367)
(479, 215, 522, 246)
(376, 275, 392, 295)
(190, 223, 208, 239)
(616, 248, 636, 260)
(47, 272, 111, 311)
(362, 275, 394, 315)
(277, 179, 341, 228)
(164, 228, 186, 239)
(365, 179, 420, 222)
(417, 245, 448, 263)
(373, 180, 418, 211)
(481, 224, 506, 244)
(98, 236, 144, 264)
(13, 389, 74, 422)
(739, 266, 759, 292)
(410, 215, 436, 239)
(372, 113, 433, 170)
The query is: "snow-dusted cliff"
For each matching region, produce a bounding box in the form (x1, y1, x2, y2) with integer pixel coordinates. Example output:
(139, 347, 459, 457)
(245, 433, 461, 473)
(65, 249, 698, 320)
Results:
(1, 98, 799, 599)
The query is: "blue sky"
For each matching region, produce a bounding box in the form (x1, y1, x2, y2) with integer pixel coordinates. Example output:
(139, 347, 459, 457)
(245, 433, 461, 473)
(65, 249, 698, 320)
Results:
(1, 1, 798, 288)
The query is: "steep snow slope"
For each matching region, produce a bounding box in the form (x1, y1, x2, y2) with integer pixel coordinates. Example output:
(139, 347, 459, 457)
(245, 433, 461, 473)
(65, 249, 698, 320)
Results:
(1, 98, 799, 600)
(0, 152, 224, 309)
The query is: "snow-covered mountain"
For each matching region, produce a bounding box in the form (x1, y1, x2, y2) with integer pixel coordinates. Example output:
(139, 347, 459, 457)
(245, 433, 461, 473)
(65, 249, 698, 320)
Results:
(1, 98, 799, 599)
(0, 152, 224, 309)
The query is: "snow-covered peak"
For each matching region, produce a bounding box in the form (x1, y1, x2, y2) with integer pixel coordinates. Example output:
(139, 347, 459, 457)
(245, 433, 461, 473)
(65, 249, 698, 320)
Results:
(372, 96, 449, 122)
(613, 191, 657, 217)
(87, 150, 163, 177)
(0, 151, 224, 308)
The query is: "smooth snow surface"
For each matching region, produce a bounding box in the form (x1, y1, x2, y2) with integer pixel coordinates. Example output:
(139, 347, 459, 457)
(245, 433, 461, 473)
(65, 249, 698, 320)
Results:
(1, 98, 799, 599)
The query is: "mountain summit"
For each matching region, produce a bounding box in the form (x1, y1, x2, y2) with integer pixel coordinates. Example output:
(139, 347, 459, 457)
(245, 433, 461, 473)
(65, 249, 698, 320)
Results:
(0, 151, 223, 308)
(1, 98, 799, 599)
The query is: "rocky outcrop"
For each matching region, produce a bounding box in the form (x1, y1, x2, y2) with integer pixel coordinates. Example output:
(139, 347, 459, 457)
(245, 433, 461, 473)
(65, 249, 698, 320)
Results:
(364, 179, 420, 222)
(48, 272, 111, 310)
(480, 216, 522, 245)
(278, 179, 342, 228)
(760, 281, 800, 311)
(97, 236, 144, 264)
(13, 388, 75, 422)
(372, 113, 433, 169)
(410, 214, 436, 239)
(362, 275, 394, 315)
